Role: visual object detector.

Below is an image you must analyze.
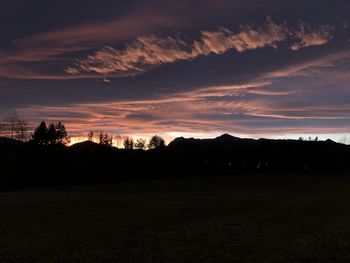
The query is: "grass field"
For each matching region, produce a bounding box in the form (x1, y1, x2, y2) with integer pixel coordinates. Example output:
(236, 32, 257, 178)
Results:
(1, 173, 350, 263)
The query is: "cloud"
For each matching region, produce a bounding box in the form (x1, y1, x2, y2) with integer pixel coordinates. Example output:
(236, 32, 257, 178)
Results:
(192, 18, 287, 55)
(13, 46, 350, 140)
(0, 0, 345, 80)
(0, 3, 189, 79)
(291, 23, 334, 51)
(70, 19, 333, 76)
(264, 50, 350, 79)
(72, 36, 193, 75)
(11, 7, 186, 61)
(16, 68, 350, 139)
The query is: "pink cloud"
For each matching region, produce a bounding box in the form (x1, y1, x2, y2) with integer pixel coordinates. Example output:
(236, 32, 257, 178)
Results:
(73, 36, 193, 74)
(0, 5, 188, 79)
(16, 74, 350, 139)
(0, 14, 335, 80)
(291, 23, 333, 51)
(70, 19, 333, 76)
(193, 17, 288, 55)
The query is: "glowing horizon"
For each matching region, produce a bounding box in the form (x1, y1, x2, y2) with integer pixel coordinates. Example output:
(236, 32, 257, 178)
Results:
(67, 132, 350, 147)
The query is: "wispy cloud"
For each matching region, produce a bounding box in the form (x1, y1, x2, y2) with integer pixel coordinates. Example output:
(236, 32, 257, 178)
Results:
(291, 23, 333, 51)
(17, 64, 350, 139)
(67, 36, 193, 75)
(0, 15, 336, 80)
(11, 7, 185, 62)
(69, 19, 334, 76)
(0, 5, 188, 79)
(192, 18, 287, 55)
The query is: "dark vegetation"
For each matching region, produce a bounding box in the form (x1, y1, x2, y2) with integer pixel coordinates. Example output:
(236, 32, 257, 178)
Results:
(0, 127, 349, 189)
(0, 115, 349, 190)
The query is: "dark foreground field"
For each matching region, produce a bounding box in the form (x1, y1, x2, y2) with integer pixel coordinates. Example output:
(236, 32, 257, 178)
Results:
(1, 173, 350, 263)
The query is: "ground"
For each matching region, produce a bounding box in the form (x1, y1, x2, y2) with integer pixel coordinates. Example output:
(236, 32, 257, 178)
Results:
(1, 173, 350, 262)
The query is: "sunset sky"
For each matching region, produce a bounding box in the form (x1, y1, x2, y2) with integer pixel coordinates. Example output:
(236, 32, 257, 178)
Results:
(1, 1, 350, 143)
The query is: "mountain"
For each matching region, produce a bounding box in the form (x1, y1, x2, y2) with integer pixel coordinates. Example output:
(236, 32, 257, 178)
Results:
(167, 134, 350, 172)
(69, 140, 103, 152)
(0, 134, 349, 189)
(0, 137, 24, 147)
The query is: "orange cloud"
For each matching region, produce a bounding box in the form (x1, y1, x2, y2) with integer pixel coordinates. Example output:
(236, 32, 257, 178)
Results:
(70, 19, 333, 76)
(16, 74, 350, 140)
(0, 15, 335, 80)
(291, 23, 333, 51)
(193, 18, 287, 55)
(0, 5, 188, 79)
(13, 7, 185, 59)
(73, 36, 193, 74)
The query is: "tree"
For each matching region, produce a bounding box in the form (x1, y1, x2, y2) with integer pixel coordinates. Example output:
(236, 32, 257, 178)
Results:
(98, 132, 113, 147)
(104, 134, 113, 147)
(98, 132, 104, 145)
(123, 137, 134, 149)
(135, 138, 146, 150)
(32, 121, 49, 145)
(87, 131, 94, 141)
(1, 112, 29, 141)
(15, 119, 29, 142)
(54, 122, 70, 145)
(148, 135, 166, 149)
(32, 121, 70, 145)
(47, 122, 57, 145)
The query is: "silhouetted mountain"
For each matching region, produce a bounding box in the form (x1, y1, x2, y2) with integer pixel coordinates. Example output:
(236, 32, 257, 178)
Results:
(0, 134, 349, 189)
(0, 137, 24, 147)
(69, 140, 103, 152)
(168, 134, 254, 149)
(167, 135, 350, 173)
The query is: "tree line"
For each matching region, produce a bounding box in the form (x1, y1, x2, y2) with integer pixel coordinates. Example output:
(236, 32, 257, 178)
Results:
(0, 112, 165, 149)
(87, 131, 165, 150)
(0, 112, 29, 141)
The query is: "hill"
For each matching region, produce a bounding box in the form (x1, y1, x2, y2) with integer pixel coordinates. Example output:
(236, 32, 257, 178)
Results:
(167, 134, 350, 172)
(0, 134, 349, 189)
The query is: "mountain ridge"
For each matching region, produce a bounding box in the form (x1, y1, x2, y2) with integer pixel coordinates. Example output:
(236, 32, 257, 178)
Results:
(0, 134, 349, 190)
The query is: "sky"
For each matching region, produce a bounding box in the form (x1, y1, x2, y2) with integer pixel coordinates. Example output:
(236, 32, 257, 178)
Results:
(1, 0, 350, 143)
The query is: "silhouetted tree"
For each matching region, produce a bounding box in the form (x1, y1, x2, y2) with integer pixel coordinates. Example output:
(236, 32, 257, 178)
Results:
(123, 137, 134, 149)
(104, 134, 113, 147)
(32, 121, 49, 145)
(1, 112, 28, 141)
(16, 120, 28, 142)
(47, 123, 57, 145)
(32, 121, 70, 145)
(135, 138, 146, 150)
(98, 132, 113, 147)
(98, 132, 103, 145)
(54, 122, 70, 145)
(87, 131, 94, 141)
(148, 135, 165, 149)
(300, 136, 319, 142)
